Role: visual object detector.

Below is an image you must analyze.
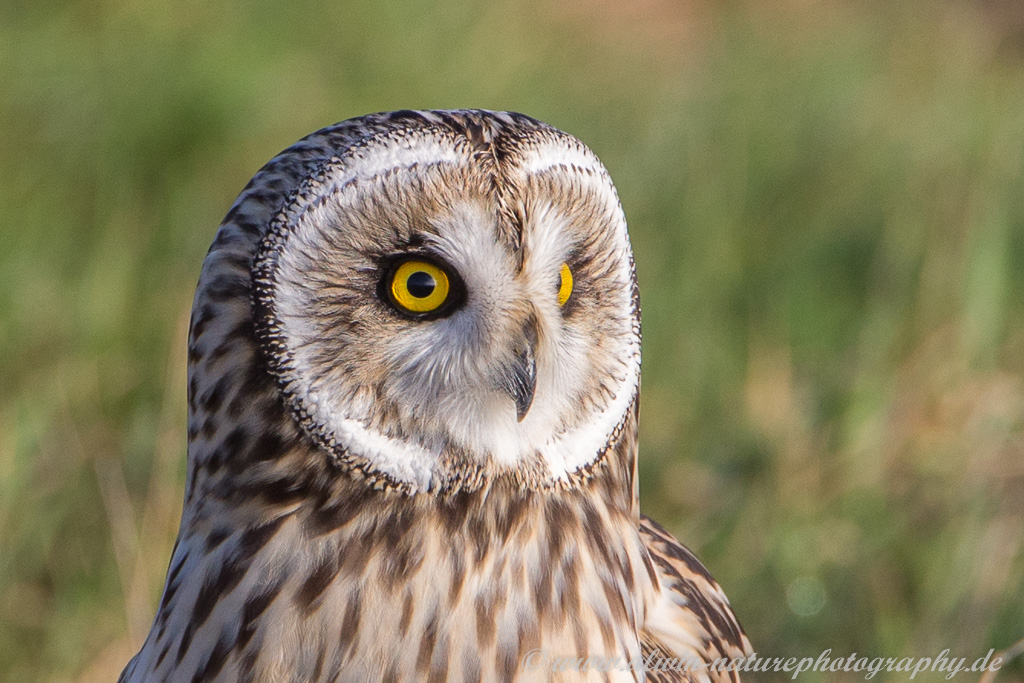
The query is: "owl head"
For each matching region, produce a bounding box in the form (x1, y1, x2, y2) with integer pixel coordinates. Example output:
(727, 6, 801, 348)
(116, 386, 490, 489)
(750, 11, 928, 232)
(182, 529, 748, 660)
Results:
(213, 111, 639, 494)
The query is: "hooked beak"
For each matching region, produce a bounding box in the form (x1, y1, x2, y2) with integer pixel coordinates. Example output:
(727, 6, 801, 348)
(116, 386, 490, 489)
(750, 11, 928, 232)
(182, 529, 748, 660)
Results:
(502, 316, 538, 422)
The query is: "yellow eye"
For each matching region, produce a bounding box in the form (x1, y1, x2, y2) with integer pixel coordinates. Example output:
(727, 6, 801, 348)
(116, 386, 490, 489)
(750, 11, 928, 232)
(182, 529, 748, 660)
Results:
(557, 262, 573, 306)
(389, 259, 451, 314)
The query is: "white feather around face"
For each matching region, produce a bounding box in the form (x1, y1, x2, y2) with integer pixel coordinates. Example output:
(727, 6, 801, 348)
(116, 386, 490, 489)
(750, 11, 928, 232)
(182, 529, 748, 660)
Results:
(256, 123, 640, 492)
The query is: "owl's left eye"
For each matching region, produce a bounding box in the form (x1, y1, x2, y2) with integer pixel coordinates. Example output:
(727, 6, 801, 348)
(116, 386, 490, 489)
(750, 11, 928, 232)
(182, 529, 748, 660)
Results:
(557, 262, 573, 306)
(384, 257, 461, 317)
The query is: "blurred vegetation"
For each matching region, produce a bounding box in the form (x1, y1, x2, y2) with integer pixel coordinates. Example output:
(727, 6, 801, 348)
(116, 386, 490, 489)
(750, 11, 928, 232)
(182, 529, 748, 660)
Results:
(2, 0, 1023, 680)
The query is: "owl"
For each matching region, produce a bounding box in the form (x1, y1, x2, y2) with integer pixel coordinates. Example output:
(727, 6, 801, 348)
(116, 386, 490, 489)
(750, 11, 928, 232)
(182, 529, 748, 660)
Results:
(120, 110, 752, 682)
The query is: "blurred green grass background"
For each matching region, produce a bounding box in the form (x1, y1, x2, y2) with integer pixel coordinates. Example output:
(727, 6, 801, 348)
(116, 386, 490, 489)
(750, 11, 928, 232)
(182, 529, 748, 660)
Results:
(2, 0, 1024, 680)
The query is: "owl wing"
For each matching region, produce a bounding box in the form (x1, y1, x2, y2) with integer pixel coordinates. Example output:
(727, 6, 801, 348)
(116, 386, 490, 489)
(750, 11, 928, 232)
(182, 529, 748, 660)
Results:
(638, 516, 753, 683)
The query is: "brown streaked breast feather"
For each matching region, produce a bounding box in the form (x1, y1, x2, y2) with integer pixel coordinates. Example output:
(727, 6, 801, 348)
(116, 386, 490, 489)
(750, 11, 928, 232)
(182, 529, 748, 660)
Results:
(639, 516, 753, 683)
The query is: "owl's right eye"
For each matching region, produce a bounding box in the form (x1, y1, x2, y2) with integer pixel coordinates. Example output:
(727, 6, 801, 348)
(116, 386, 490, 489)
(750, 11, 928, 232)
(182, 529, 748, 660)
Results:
(382, 257, 463, 317)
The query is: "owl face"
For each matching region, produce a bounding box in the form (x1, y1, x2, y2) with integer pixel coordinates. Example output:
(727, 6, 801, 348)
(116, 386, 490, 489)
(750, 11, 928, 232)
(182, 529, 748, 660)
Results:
(253, 116, 640, 492)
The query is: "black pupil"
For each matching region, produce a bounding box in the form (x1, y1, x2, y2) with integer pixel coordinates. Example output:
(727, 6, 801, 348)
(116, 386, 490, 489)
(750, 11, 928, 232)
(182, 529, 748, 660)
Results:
(406, 271, 436, 298)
